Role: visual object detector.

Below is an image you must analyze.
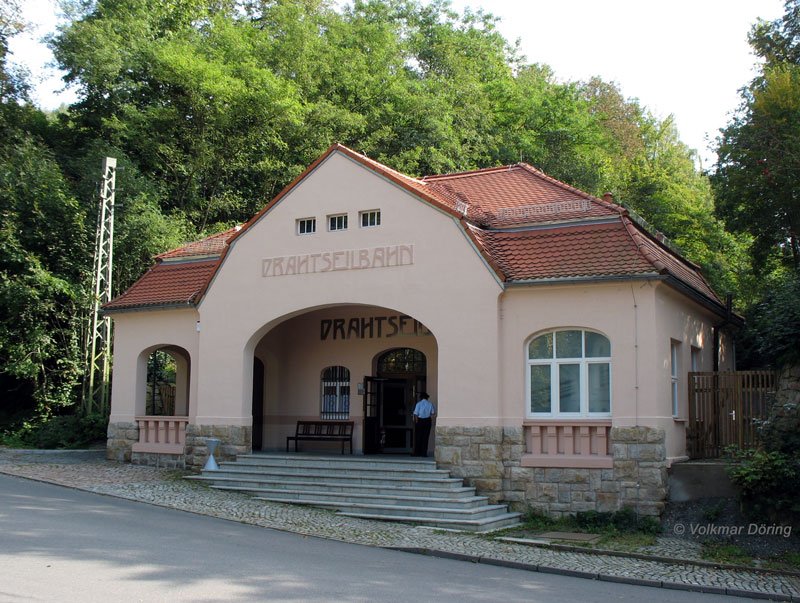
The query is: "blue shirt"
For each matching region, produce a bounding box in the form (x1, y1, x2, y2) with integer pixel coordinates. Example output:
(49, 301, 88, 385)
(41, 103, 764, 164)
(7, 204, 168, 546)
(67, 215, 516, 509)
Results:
(413, 399, 435, 419)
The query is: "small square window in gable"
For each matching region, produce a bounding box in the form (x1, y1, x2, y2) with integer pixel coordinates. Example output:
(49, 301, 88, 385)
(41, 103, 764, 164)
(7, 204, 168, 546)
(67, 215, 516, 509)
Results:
(297, 217, 316, 235)
(328, 213, 348, 232)
(360, 209, 381, 228)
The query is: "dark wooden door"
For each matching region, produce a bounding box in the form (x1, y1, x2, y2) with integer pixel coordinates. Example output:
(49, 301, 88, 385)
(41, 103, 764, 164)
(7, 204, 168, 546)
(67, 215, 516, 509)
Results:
(362, 377, 382, 454)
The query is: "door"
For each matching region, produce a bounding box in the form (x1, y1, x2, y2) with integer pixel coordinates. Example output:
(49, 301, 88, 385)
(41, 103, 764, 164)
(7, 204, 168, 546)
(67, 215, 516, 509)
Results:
(251, 358, 265, 451)
(362, 377, 383, 454)
(380, 379, 413, 453)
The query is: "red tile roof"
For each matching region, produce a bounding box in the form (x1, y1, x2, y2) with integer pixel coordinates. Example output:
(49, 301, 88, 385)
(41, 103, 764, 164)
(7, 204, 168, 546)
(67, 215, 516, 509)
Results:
(105, 144, 725, 315)
(472, 220, 655, 281)
(156, 226, 240, 260)
(104, 259, 220, 311)
(469, 218, 720, 304)
(424, 164, 622, 227)
(623, 218, 720, 303)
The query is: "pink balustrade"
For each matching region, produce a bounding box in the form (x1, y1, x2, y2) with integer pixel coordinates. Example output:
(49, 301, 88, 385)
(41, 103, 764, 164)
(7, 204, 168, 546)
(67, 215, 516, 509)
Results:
(132, 416, 188, 454)
(522, 420, 613, 468)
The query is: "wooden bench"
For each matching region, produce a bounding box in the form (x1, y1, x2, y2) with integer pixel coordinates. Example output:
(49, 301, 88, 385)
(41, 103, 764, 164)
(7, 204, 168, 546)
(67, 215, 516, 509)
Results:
(286, 421, 354, 454)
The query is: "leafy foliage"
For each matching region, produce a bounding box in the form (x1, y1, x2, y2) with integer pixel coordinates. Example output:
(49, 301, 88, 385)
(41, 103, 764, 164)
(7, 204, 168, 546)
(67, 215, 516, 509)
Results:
(0, 135, 88, 420)
(713, 0, 800, 274)
(521, 506, 662, 536)
(736, 271, 800, 368)
(0, 412, 107, 449)
(727, 447, 800, 526)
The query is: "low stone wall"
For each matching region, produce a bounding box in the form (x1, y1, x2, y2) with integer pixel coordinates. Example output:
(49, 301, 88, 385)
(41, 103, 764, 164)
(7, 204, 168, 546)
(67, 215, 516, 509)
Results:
(130, 451, 186, 469)
(184, 425, 252, 470)
(106, 421, 252, 470)
(107, 421, 138, 462)
(435, 425, 667, 517)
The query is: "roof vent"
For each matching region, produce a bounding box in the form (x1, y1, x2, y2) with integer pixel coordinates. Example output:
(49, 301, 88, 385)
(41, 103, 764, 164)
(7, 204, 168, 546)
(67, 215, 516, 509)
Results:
(455, 193, 470, 216)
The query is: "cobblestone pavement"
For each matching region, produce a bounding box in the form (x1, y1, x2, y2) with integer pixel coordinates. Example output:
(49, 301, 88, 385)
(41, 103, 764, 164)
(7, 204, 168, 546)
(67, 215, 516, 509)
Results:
(1, 448, 798, 601)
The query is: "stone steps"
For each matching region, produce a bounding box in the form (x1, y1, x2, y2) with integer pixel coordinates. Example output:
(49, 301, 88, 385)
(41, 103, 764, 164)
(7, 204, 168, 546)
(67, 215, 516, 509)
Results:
(337, 511, 523, 532)
(242, 487, 490, 508)
(234, 454, 437, 471)
(190, 468, 466, 487)
(191, 476, 477, 498)
(188, 452, 520, 532)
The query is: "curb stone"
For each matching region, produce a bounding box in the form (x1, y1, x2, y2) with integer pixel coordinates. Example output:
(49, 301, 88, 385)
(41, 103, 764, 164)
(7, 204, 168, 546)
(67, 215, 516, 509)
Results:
(392, 547, 797, 600)
(498, 536, 800, 578)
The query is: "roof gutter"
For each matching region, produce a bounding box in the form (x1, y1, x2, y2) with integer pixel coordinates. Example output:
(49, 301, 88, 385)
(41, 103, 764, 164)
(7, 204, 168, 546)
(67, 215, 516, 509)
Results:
(505, 273, 738, 323)
(101, 301, 197, 316)
(661, 275, 742, 324)
(504, 273, 666, 288)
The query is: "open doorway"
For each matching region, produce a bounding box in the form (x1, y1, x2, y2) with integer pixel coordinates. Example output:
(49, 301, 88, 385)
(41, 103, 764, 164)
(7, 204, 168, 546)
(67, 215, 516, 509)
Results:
(363, 348, 426, 454)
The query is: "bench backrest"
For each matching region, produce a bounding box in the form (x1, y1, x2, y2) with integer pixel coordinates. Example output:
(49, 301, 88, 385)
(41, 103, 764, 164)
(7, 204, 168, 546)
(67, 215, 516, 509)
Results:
(295, 421, 354, 437)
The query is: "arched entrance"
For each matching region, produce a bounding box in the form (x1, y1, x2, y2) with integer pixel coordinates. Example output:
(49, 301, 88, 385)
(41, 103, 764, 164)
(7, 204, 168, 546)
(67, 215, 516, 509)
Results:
(363, 348, 427, 454)
(248, 305, 436, 454)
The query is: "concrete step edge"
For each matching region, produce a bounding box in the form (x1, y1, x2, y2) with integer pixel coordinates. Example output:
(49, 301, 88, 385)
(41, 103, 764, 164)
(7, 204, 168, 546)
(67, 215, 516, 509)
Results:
(247, 489, 489, 505)
(336, 511, 522, 528)
(201, 481, 476, 497)
(192, 470, 464, 484)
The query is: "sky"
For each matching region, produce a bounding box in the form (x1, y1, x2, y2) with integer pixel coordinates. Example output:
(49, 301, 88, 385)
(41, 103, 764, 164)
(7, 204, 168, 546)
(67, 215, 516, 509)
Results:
(8, 0, 786, 168)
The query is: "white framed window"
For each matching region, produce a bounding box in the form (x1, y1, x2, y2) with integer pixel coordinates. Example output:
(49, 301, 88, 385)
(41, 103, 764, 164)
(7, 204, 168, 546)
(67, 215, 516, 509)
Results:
(321, 366, 350, 419)
(671, 340, 681, 417)
(527, 329, 611, 417)
(360, 209, 381, 228)
(296, 217, 316, 235)
(328, 213, 348, 231)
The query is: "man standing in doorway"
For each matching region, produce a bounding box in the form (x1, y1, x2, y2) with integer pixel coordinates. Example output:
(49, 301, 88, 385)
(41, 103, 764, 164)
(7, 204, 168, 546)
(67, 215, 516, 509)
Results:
(412, 392, 435, 457)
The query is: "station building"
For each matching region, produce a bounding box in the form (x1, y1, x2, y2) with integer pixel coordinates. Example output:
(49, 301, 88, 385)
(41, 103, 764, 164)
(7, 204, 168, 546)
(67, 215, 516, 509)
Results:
(104, 144, 735, 516)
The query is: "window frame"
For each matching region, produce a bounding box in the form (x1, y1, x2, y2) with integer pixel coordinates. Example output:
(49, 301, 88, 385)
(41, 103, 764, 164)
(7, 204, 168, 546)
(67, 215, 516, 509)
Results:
(359, 209, 381, 228)
(320, 365, 350, 420)
(296, 217, 316, 235)
(526, 329, 612, 418)
(327, 213, 348, 232)
(671, 340, 681, 417)
(690, 345, 701, 373)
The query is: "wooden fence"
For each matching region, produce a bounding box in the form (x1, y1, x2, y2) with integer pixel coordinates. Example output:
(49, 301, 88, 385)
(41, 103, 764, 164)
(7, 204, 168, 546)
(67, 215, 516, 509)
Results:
(687, 371, 778, 459)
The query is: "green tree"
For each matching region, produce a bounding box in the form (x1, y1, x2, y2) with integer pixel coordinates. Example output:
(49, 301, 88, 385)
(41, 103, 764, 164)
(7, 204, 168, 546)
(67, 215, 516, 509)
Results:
(0, 137, 88, 424)
(713, 0, 800, 274)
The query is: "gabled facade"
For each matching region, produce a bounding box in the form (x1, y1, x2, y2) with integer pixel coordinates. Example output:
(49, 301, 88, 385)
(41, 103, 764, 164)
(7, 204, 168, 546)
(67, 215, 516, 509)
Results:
(105, 144, 735, 516)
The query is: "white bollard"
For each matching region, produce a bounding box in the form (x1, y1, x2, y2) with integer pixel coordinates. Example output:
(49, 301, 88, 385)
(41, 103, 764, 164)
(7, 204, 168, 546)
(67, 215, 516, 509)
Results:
(204, 437, 220, 471)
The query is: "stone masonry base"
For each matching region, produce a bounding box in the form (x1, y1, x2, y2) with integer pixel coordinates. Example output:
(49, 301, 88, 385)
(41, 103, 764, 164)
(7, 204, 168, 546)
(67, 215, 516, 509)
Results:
(106, 422, 252, 471)
(435, 425, 667, 517)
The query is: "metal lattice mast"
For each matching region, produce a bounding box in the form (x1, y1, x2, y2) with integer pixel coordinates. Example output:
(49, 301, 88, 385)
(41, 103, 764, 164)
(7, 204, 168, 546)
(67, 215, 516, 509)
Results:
(82, 157, 117, 415)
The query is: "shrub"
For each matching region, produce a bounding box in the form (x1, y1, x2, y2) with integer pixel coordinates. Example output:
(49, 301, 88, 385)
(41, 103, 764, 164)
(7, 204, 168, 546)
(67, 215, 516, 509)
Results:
(0, 413, 106, 449)
(34, 413, 107, 449)
(727, 448, 800, 525)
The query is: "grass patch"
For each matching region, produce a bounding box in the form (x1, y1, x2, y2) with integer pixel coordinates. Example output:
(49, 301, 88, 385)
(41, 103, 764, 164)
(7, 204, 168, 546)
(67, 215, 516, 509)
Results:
(497, 507, 662, 549)
(701, 542, 752, 565)
(515, 507, 662, 536)
(765, 552, 800, 572)
(593, 532, 658, 551)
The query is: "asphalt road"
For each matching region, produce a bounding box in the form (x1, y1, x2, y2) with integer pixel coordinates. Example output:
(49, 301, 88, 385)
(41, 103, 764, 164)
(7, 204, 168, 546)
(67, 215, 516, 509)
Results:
(0, 474, 755, 602)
